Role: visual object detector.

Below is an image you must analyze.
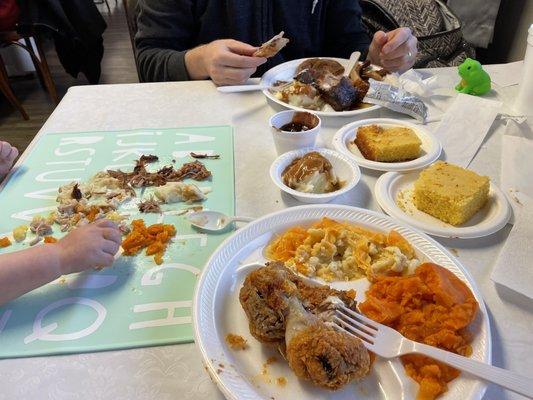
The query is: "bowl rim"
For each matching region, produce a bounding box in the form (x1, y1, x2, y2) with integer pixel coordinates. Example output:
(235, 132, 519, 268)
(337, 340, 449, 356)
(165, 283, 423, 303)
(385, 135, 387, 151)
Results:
(269, 147, 362, 199)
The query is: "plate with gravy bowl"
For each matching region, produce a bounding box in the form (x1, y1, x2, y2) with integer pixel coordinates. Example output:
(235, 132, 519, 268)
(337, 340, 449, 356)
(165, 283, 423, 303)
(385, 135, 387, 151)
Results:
(270, 148, 361, 203)
(333, 118, 442, 172)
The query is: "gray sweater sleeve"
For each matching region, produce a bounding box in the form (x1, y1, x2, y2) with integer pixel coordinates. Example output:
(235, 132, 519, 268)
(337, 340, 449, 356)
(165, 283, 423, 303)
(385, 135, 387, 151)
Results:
(135, 0, 195, 82)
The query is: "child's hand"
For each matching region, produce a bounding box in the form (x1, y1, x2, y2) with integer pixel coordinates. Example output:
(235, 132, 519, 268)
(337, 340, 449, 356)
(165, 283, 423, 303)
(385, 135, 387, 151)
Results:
(55, 219, 122, 274)
(0, 141, 18, 178)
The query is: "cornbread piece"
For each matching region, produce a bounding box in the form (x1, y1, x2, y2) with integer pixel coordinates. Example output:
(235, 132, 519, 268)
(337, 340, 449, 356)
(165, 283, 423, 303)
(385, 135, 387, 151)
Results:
(354, 124, 421, 162)
(413, 161, 490, 225)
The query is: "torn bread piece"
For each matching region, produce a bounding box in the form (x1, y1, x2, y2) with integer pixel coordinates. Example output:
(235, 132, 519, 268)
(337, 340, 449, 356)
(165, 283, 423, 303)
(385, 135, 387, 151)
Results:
(253, 31, 289, 58)
(154, 182, 207, 204)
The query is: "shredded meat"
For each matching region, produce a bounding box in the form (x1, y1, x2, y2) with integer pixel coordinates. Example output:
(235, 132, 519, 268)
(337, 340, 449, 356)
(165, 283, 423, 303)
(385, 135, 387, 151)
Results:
(71, 183, 82, 200)
(138, 197, 162, 213)
(108, 160, 211, 188)
(190, 152, 220, 160)
(139, 154, 159, 163)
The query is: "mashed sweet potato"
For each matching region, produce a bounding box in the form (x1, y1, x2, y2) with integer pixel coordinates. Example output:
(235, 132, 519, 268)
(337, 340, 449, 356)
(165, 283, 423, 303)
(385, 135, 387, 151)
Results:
(359, 263, 479, 400)
(121, 219, 176, 265)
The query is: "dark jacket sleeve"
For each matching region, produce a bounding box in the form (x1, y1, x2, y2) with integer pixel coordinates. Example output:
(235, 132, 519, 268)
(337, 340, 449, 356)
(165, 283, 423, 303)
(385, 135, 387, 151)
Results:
(323, 0, 371, 58)
(135, 0, 195, 82)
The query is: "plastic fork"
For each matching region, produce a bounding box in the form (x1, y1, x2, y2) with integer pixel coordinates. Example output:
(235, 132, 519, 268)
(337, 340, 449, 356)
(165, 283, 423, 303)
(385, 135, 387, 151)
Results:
(333, 305, 533, 398)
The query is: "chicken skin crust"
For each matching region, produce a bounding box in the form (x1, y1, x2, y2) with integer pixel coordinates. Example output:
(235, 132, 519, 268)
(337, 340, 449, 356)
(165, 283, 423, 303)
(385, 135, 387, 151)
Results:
(239, 262, 357, 343)
(287, 323, 371, 390)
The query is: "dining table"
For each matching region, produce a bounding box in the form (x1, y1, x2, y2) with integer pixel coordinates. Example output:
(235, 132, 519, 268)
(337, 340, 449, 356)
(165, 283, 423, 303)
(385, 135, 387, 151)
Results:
(0, 63, 531, 400)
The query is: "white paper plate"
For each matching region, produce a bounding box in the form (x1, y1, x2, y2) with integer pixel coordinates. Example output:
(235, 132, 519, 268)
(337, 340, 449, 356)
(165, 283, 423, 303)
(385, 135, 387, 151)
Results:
(375, 172, 511, 239)
(193, 204, 490, 400)
(269, 147, 361, 204)
(260, 57, 380, 118)
(333, 118, 442, 172)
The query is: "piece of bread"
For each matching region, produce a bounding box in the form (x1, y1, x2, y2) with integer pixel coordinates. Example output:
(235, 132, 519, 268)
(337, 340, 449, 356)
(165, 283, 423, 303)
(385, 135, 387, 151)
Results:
(253, 31, 289, 58)
(354, 124, 421, 162)
(413, 161, 490, 226)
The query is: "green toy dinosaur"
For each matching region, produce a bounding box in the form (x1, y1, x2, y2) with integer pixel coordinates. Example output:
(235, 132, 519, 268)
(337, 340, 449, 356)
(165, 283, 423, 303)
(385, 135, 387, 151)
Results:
(455, 58, 491, 96)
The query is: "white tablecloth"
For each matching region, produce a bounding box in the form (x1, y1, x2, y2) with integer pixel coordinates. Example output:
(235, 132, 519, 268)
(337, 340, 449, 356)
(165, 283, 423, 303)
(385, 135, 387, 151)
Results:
(1, 65, 531, 400)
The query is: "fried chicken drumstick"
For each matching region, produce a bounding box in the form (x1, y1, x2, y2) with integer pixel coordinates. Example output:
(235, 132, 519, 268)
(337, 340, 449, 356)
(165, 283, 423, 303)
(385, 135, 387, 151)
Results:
(239, 262, 371, 390)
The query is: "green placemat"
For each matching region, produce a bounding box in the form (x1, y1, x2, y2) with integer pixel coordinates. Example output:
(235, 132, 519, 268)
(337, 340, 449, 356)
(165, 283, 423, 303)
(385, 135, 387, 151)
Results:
(0, 126, 234, 359)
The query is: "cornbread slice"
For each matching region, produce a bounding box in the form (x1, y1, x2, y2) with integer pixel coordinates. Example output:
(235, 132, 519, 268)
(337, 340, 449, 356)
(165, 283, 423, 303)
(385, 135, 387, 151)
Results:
(413, 161, 490, 225)
(354, 124, 422, 162)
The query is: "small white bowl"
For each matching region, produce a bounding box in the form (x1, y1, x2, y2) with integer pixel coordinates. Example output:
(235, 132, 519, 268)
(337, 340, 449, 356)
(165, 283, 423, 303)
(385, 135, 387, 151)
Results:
(270, 147, 361, 203)
(269, 110, 321, 155)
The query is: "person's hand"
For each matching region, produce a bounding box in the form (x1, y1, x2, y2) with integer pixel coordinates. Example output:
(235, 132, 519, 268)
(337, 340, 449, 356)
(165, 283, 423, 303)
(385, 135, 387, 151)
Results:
(0, 141, 18, 178)
(368, 28, 418, 73)
(55, 219, 122, 274)
(185, 39, 267, 86)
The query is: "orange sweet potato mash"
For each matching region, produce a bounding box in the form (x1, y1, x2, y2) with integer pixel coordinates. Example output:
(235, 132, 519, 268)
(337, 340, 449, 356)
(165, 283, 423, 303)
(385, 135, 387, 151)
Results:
(0, 237, 11, 248)
(359, 263, 479, 400)
(121, 219, 176, 265)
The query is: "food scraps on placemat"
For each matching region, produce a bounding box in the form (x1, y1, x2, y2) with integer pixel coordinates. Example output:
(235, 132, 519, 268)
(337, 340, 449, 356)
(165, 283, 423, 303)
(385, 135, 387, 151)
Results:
(121, 219, 177, 265)
(190, 152, 220, 159)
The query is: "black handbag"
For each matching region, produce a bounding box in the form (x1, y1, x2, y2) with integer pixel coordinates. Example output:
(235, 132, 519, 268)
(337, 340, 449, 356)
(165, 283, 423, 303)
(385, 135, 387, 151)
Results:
(360, 0, 475, 68)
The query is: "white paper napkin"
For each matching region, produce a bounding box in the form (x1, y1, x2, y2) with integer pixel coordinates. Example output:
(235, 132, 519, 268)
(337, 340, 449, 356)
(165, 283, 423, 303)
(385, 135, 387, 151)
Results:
(433, 93, 502, 167)
(485, 61, 524, 88)
(500, 120, 533, 221)
(491, 194, 533, 299)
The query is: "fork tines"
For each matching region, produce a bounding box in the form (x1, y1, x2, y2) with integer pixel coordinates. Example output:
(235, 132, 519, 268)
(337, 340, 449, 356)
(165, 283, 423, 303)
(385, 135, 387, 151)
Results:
(333, 305, 378, 346)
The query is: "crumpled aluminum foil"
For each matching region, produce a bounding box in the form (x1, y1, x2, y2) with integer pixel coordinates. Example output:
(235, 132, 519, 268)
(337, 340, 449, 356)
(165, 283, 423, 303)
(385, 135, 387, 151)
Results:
(363, 79, 428, 123)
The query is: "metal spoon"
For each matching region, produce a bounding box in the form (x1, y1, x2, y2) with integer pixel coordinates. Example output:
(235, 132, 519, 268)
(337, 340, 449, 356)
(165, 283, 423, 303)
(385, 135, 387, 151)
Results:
(186, 211, 253, 232)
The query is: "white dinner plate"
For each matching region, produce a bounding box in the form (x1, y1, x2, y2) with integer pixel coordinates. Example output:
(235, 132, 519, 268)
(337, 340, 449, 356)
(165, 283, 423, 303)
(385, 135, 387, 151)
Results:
(193, 204, 490, 400)
(333, 118, 442, 172)
(260, 57, 380, 118)
(375, 172, 512, 239)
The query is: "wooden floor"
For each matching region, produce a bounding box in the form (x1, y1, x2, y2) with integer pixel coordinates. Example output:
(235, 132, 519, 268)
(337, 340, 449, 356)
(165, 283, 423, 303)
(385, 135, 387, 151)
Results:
(0, 1, 138, 153)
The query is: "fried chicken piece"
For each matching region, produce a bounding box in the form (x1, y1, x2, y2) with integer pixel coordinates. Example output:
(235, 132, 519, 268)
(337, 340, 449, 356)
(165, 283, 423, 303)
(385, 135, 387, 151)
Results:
(239, 263, 298, 343)
(285, 298, 371, 390)
(239, 262, 359, 344)
(253, 31, 289, 58)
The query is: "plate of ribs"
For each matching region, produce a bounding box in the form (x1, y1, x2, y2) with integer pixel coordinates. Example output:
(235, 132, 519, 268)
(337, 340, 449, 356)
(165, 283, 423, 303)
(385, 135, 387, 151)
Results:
(261, 57, 389, 117)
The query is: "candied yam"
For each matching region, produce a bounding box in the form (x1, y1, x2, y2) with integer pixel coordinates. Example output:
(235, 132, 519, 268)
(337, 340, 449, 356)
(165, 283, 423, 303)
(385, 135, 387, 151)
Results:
(121, 219, 176, 263)
(0, 237, 12, 248)
(361, 263, 479, 400)
(44, 236, 58, 243)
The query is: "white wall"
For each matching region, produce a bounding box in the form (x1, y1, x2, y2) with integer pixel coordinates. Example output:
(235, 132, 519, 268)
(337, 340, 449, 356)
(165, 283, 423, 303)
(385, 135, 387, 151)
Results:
(507, 1, 533, 61)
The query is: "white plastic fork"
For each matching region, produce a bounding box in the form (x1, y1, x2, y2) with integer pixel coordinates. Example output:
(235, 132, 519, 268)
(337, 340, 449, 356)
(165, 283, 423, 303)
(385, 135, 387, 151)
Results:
(334, 305, 533, 398)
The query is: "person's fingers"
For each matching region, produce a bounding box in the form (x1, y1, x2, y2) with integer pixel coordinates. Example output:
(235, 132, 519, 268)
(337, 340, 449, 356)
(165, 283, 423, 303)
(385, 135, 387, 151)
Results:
(0, 142, 12, 158)
(373, 31, 388, 48)
(7, 146, 18, 162)
(102, 227, 122, 244)
(381, 28, 411, 55)
(215, 66, 256, 85)
(380, 35, 416, 61)
(96, 251, 115, 267)
(218, 51, 266, 68)
(101, 239, 120, 256)
(226, 39, 259, 56)
(381, 57, 408, 71)
(94, 219, 118, 229)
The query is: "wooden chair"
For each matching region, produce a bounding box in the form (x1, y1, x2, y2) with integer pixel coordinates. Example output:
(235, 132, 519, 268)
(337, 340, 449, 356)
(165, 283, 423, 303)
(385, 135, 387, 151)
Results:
(0, 29, 58, 120)
(123, 0, 142, 81)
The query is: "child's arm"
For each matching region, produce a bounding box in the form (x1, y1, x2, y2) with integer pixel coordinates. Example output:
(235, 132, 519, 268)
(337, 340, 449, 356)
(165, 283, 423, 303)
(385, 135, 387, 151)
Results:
(0, 219, 121, 306)
(0, 141, 18, 180)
